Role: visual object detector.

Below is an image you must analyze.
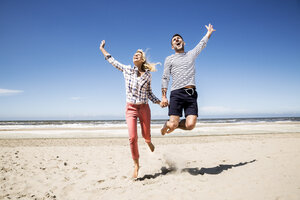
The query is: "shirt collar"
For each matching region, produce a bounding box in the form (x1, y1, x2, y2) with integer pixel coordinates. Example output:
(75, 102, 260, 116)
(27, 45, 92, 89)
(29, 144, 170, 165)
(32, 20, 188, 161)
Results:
(175, 52, 186, 55)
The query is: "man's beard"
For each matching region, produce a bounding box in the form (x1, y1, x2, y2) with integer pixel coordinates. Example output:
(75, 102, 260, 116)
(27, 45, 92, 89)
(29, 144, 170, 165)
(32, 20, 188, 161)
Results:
(174, 44, 184, 52)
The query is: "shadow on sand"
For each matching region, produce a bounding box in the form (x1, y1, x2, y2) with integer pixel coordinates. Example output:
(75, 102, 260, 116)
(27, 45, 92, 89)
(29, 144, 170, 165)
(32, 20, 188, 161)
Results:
(136, 159, 256, 181)
(136, 167, 176, 181)
(182, 159, 256, 175)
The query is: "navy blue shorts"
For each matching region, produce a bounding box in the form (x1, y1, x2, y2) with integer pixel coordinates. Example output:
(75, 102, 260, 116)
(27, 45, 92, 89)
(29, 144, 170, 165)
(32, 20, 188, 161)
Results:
(168, 88, 198, 117)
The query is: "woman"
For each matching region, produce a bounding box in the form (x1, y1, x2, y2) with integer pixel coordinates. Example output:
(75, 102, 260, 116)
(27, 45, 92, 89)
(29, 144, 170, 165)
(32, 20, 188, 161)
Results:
(99, 40, 161, 178)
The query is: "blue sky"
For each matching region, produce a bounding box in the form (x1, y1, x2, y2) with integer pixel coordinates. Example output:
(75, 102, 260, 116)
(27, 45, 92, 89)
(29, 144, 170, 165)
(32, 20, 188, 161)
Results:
(1, 0, 300, 120)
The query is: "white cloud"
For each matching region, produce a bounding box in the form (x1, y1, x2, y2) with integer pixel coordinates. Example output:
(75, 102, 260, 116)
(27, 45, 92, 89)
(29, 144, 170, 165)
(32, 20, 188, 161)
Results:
(0, 88, 23, 96)
(70, 97, 82, 100)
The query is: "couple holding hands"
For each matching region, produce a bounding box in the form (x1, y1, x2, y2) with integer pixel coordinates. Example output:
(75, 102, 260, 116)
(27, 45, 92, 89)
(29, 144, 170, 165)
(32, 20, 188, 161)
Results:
(99, 24, 215, 178)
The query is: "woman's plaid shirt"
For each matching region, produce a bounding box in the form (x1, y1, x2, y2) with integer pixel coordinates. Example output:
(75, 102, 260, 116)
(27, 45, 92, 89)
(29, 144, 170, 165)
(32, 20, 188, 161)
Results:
(106, 56, 160, 104)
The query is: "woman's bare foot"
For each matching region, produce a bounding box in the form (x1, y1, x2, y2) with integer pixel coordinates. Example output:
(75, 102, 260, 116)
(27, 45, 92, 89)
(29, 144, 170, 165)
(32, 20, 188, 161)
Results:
(147, 142, 155, 152)
(133, 165, 139, 179)
(132, 159, 139, 179)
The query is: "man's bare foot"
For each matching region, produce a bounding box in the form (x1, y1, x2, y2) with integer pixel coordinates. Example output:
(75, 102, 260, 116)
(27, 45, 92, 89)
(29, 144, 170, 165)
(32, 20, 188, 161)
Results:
(147, 142, 155, 152)
(161, 121, 176, 135)
(161, 122, 168, 135)
(132, 165, 139, 179)
(166, 128, 174, 134)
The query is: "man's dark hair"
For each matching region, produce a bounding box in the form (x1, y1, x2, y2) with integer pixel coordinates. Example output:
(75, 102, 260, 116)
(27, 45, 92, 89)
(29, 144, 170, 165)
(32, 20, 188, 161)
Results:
(171, 34, 184, 45)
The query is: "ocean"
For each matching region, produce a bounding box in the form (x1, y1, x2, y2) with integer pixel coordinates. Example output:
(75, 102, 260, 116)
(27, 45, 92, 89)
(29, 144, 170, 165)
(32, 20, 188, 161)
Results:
(1, 117, 300, 139)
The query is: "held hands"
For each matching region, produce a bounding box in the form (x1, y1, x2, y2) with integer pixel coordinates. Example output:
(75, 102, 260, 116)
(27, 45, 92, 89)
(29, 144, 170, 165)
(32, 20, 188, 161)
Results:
(205, 23, 216, 38)
(160, 96, 168, 108)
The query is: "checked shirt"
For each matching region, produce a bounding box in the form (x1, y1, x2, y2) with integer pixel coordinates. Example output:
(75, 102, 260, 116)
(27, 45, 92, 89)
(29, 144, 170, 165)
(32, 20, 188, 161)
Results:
(106, 56, 160, 104)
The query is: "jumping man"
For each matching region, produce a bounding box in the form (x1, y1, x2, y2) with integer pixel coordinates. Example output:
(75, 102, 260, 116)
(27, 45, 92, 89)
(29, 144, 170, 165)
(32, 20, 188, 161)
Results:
(160, 24, 216, 135)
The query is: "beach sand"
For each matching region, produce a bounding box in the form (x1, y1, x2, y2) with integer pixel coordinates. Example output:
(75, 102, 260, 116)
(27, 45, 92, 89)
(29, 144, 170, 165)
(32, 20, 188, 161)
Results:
(1, 132, 300, 200)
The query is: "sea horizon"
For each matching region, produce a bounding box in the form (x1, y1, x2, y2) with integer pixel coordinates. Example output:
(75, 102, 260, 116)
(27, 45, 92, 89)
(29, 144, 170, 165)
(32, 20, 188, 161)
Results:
(0, 116, 300, 139)
(1, 115, 300, 122)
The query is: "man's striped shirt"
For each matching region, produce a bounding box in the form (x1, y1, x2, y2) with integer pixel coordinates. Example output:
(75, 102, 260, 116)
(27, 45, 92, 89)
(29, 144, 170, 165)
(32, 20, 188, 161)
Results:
(162, 35, 209, 91)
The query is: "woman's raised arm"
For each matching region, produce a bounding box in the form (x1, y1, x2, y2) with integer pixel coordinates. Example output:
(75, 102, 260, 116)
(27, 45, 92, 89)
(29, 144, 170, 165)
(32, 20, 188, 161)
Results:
(99, 40, 129, 72)
(99, 40, 110, 58)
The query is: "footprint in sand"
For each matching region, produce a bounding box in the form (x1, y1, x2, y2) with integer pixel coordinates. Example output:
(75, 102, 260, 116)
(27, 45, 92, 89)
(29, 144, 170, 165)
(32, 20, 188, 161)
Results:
(97, 179, 105, 183)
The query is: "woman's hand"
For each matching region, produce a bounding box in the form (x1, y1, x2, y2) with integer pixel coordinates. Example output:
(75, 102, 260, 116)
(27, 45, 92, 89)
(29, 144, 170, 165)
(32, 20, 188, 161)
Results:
(100, 40, 106, 50)
(99, 40, 110, 57)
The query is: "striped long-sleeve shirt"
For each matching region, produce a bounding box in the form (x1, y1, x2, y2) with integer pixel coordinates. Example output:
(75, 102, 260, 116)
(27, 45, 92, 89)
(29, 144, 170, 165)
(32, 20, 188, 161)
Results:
(106, 56, 160, 104)
(162, 35, 209, 91)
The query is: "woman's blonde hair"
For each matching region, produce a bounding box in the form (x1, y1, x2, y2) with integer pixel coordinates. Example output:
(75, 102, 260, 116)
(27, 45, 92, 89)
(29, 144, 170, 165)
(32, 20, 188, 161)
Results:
(136, 49, 160, 72)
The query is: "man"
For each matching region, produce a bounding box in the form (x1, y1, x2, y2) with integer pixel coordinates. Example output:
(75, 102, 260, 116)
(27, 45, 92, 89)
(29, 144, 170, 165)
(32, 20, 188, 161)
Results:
(160, 24, 216, 135)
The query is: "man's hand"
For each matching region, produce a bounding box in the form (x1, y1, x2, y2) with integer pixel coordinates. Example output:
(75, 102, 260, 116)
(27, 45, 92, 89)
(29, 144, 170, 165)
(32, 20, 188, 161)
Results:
(205, 23, 216, 39)
(160, 96, 168, 108)
(100, 40, 106, 50)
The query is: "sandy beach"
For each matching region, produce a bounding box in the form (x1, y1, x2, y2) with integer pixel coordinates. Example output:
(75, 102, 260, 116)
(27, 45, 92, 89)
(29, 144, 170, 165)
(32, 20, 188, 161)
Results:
(1, 130, 300, 200)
